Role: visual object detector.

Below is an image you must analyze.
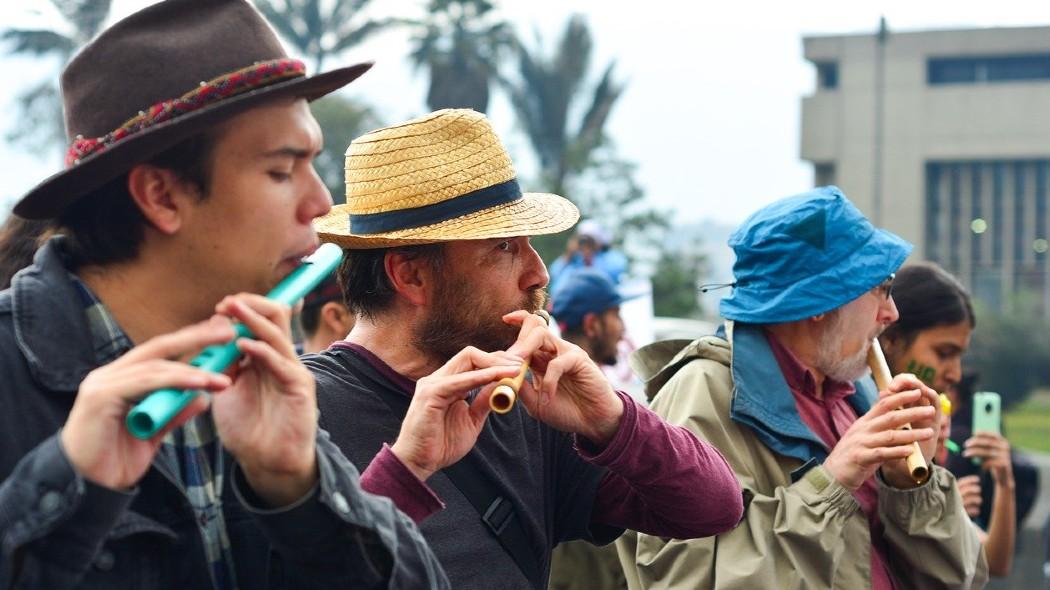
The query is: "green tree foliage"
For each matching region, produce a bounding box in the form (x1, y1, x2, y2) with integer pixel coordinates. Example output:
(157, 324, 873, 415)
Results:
(3, 0, 112, 156)
(253, 0, 400, 71)
(252, 0, 392, 202)
(651, 240, 707, 318)
(529, 144, 666, 264)
(967, 294, 1050, 409)
(504, 14, 624, 196)
(409, 0, 516, 113)
(309, 94, 382, 204)
(504, 15, 707, 314)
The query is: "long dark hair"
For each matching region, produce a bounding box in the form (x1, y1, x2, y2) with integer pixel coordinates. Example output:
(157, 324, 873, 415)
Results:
(881, 262, 975, 348)
(0, 216, 55, 289)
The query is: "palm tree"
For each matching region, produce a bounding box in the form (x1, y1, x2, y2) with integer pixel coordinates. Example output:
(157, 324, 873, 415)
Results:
(253, 0, 398, 203)
(3, 0, 113, 156)
(409, 0, 516, 113)
(309, 94, 382, 204)
(504, 14, 625, 196)
(252, 0, 401, 72)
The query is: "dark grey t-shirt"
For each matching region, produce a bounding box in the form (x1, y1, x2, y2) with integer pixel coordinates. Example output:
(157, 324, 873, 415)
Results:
(306, 344, 617, 589)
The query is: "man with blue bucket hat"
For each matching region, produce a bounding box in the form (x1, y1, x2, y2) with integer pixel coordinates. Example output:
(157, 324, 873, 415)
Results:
(618, 187, 987, 589)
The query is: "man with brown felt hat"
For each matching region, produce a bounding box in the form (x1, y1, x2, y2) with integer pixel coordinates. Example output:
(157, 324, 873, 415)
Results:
(0, 1, 447, 588)
(305, 109, 744, 589)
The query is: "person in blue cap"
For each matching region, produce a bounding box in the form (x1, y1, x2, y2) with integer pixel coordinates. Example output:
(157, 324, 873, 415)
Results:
(547, 268, 631, 590)
(550, 269, 628, 367)
(618, 186, 987, 589)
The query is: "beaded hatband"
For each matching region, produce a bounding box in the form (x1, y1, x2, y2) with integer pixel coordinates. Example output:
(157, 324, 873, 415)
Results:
(65, 58, 306, 167)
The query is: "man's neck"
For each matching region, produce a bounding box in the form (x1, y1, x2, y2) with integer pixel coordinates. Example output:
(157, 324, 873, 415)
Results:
(764, 322, 828, 397)
(77, 258, 213, 345)
(346, 314, 443, 381)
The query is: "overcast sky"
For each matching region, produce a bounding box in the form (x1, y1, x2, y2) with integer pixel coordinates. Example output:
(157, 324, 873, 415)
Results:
(4, 0, 1050, 225)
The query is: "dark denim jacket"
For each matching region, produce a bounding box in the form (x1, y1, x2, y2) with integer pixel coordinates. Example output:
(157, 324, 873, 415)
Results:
(0, 238, 449, 589)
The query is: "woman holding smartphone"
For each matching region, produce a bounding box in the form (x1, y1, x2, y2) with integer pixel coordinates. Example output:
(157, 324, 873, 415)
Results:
(878, 262, 1015, 577)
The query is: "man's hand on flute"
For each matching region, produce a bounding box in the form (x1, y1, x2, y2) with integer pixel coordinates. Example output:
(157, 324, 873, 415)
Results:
(501, 310, 625, 447)
(823, 374, 941, 491)
(390, 348, 523, 482)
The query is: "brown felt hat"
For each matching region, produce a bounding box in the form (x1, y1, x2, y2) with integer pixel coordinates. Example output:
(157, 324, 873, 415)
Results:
(14, 0, 372, 219)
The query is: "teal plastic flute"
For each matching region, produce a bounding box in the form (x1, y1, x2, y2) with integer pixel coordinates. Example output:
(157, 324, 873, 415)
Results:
(125, 243, 344, 439)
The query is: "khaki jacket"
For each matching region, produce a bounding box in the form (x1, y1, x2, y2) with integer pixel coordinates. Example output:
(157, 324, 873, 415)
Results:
(617, 323, 987, 589)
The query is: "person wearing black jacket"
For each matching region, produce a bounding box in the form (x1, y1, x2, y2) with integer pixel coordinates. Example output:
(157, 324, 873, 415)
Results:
(0, 1, 446, 588)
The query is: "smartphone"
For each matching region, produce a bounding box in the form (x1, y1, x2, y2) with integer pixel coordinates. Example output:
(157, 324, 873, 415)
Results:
(971, 391, 1002, 435)
(971, 391, 1001, 465)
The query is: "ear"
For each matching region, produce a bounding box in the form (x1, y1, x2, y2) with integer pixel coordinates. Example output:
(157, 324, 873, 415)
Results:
(126, 164, 198, 235)
(321, 301, 354, 333)
(582, 312, 601, 338)
(385, 250, 431, 307)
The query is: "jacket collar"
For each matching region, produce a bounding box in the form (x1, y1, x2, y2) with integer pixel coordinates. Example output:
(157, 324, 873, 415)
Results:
(726, 321, 877, 466)
(11, 236, 99, 392)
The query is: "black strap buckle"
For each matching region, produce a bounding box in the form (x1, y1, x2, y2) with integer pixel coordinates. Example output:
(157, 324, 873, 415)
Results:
(482, 496, 514, 536)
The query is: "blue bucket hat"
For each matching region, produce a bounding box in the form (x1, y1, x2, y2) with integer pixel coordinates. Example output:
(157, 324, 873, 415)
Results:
(720, 186, 912, 324)
(551, 269, 626, 330)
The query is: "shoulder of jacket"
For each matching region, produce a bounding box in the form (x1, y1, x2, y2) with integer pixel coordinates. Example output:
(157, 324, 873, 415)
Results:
(632, 335, 731, 402)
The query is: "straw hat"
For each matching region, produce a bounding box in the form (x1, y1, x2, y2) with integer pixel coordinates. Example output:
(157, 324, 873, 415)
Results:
(15, 0, 371, 219)
(315, 109, 579, 248)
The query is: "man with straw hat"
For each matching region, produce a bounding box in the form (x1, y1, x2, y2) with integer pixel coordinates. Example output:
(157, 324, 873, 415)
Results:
(306, 108, 744, 589)
(0, 0, 447, 587)
(617, 187, 987, 589)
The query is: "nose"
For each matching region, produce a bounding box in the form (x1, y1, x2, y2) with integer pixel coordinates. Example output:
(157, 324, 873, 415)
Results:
(879, 295, 900, 325)
(520, 238, 549, 291)
(944, 357, 962, 388)
(300, 164, 333, 223)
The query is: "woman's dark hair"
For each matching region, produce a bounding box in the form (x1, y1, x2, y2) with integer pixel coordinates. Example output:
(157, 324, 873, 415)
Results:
(881, 262, 975, 348)
(0, 216, 55, 289)
(58, 132, 217, 267)
(338, 244, 445, 319)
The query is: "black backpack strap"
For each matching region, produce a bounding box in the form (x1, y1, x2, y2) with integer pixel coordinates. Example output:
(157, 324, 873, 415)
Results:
(442, 455, 544, 590)
(353, 358, 543, 590)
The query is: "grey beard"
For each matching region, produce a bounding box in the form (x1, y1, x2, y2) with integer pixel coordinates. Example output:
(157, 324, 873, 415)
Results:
(815, 316, 871, 383)
(818, 344, 870, 383)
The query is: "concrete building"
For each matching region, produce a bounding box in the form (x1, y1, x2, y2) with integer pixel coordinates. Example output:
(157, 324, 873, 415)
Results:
(801, 23, 1050, 315)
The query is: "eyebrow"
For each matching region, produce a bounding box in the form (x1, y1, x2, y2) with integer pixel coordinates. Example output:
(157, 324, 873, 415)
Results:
(258, 146, 321, 160)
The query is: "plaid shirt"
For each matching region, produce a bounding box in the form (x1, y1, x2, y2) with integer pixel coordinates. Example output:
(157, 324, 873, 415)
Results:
(70, 274, 237, 590)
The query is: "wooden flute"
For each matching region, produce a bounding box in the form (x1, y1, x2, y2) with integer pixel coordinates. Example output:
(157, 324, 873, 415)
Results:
(867, 337, 929, 483)
(489, 310, 550, 414)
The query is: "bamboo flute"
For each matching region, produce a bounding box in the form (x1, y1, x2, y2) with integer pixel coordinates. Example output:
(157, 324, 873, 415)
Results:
(867, 337, 929, 483)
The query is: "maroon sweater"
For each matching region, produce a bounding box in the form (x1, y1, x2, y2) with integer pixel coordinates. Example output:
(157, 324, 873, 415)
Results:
(350, 342, 743, 537)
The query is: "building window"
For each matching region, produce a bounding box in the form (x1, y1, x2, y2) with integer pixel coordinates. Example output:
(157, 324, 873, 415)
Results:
(814, 162, 836, 187)
(815, 62, 838, 90)
(927, 159, 1050, 316)
(928, 54, 1050, 85)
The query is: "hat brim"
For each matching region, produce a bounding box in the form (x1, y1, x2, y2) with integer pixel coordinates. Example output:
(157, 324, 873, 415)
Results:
(315, 192, 580, 248)
(719, 227, 912, 324)
(15, 62, 374, 219)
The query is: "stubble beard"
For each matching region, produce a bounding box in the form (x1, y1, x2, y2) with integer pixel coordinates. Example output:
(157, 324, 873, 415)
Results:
(414, 279, 547, 363)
